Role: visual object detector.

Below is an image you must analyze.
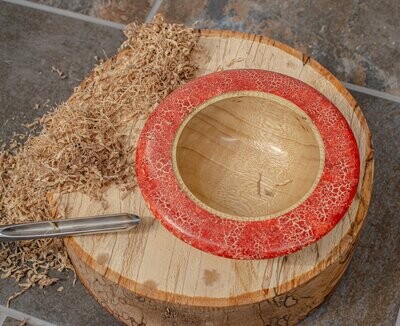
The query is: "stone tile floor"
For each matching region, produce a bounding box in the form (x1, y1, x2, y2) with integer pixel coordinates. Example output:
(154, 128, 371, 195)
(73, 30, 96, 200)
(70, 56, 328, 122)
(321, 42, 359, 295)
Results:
(30, 0, 400, 96)
(31, 0, 154, 24)
(0, 0, 399, 325)
(159, 0, 400, 96)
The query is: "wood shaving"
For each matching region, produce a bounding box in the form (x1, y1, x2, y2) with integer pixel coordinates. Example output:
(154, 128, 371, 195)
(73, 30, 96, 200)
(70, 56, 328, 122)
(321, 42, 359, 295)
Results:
(38, 277, 59, 288)
(51, 66, 67, 79)
(6, 288, 30, 308)
(0, 15, 199, 303)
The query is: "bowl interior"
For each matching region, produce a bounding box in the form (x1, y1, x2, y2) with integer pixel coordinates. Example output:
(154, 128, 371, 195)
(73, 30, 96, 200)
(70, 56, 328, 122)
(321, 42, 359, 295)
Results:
(173, 91, 325, 220)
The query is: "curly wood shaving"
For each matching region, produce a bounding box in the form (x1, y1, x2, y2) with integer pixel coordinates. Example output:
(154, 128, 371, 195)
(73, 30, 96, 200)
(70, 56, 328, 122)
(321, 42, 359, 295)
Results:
(0, 15, 199, 304)
(51, 66, 67, 80)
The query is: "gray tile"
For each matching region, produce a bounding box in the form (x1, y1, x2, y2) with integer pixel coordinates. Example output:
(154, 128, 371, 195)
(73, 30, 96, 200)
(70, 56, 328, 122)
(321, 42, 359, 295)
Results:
(159, 0, 400, 96)
(0, 271, 121, 325)
(300, 92, 400, 325)
(0, 305, 55, 326)
(0, 1, 125, 143)
(3, 317, 23, 326)
(30, 0, 153, 24)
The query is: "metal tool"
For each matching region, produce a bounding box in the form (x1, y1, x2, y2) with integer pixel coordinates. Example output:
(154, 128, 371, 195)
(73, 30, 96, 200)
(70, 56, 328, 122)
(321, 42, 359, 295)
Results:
(0, 213, 140, 242)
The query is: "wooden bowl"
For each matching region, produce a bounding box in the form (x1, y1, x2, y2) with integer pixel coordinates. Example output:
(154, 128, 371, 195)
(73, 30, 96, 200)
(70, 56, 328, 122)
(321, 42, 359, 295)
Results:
(136, 69, 360, 259)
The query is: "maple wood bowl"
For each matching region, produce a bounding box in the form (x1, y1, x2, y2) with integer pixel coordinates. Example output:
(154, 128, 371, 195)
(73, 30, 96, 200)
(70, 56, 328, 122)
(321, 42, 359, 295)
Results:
(136, 69, 360, 259)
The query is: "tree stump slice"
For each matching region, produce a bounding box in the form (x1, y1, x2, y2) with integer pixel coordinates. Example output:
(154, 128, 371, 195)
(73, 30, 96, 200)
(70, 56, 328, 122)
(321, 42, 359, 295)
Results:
(58, 30, 374, 326)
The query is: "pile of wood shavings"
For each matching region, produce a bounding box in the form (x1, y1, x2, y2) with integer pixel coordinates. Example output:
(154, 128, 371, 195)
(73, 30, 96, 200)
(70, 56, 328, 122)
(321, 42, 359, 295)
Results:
(0, 15, 199, 305)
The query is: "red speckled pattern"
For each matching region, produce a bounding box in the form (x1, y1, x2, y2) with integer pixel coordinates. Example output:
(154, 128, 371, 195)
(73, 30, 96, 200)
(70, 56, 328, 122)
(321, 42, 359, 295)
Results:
(136, 69, 360, 259)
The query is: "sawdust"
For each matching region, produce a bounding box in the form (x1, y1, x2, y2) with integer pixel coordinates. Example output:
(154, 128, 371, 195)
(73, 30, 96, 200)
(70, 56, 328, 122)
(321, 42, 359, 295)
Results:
(0, 15, 199, 305)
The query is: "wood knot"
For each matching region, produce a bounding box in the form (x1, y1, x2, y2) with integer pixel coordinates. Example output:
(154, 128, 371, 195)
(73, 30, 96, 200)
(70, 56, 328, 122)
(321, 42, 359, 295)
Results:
(96, 253, 109, 265)
(202, 269, 220, 286)
(143, 279, 158, 290)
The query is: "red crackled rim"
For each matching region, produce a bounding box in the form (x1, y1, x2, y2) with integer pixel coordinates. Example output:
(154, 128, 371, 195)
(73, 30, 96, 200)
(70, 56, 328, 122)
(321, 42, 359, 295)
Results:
(136, 69, 360, 260)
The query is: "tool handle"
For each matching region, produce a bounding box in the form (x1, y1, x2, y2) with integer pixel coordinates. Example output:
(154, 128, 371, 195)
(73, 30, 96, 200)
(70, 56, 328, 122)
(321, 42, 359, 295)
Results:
(0, 214, 140, 242)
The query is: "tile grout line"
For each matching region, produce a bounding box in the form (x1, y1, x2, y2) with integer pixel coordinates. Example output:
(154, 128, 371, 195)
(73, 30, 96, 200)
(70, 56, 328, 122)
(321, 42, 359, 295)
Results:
(2, 0, 125, 29)
(145, 0, 164, 23)
(0, 305, 56, 326)
(396, 308, 400, 326)
(341, 82, 400, 104)
(2, 0, 400, 105)
(0, 312, 6, 325)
